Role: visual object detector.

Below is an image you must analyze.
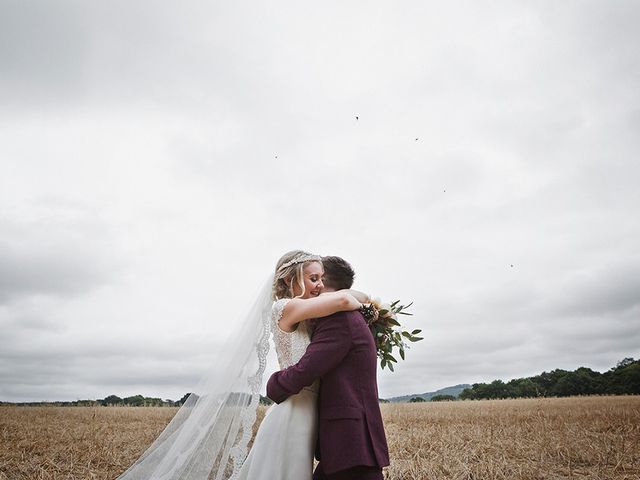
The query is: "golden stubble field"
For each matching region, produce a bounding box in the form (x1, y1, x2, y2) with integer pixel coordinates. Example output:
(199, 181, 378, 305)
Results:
(1, 396, 638, 480)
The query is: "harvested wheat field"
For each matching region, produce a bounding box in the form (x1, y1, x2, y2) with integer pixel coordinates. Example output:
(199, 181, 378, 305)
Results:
(1, 396, 638, 480)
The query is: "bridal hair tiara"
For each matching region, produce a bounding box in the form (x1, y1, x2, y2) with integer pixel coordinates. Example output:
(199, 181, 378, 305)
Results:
(277, 253, 322, 272)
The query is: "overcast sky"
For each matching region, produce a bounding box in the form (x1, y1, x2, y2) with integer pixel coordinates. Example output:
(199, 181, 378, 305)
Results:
(1, 1, 639, 402)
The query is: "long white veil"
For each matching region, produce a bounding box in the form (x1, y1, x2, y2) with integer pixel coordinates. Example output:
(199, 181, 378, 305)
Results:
(116, 273, 275, 480)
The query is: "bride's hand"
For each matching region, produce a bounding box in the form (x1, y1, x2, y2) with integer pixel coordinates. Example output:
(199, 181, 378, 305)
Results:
(337, 289, 370, 304)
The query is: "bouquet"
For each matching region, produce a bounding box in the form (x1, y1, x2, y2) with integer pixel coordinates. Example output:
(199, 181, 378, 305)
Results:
(360, 299, 423, 371)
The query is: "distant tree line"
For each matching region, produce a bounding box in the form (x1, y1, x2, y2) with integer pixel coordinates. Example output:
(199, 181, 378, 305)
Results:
(408, 394, 456, 403)
(430, 394, 456, 402)
(0, 393, 193, 407)
(1, 392, 278, 407)
(459, 357, 640, 400)
(98, 393, 191, 407)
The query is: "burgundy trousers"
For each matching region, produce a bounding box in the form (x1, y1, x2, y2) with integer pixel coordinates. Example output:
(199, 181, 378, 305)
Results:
(313, 464, 384, 480)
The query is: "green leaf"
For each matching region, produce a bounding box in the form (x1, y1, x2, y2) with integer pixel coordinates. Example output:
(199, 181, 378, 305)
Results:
(401, 331, 412, 338)
(399, 348, 405, 360)
(411, 329, 422, 335)
(388, 362, 395, 372)
(387, 318, 401, 327)
(409, 336, 424, 342)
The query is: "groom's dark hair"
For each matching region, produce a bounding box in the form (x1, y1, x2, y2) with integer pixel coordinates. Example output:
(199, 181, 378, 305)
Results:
(322, 256, 355, 290)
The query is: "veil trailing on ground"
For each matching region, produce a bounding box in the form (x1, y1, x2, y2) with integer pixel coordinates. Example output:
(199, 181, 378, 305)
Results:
(116, 273, 275, 480)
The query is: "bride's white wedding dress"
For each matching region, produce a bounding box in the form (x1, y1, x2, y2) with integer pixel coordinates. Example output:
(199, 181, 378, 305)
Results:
(235, 298, 319, 480)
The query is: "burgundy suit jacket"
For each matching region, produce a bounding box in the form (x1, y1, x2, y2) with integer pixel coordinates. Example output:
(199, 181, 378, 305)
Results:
(266, 310, 390, 475)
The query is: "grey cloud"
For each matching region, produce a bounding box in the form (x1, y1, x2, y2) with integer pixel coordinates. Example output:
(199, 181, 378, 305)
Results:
(0, 1, 88, 105)
(547, 260, 640, 317)
(3, 313, 66, 333)
(0, 208, 123, 304)
(0, 327, 220, 362)
(0, 0, 264, 110)
(0, 331, 217, 402)
(0, 246, 110, 303)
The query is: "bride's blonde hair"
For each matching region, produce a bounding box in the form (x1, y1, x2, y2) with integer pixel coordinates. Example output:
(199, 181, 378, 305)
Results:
(273, 250, 322, 300)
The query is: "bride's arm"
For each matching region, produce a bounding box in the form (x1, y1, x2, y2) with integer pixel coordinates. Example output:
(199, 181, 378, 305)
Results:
(279, 292, 361, 332)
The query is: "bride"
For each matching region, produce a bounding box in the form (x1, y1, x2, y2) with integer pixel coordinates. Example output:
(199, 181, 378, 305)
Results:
(235, 250, 364, 479)
(116, 250, 364, 480)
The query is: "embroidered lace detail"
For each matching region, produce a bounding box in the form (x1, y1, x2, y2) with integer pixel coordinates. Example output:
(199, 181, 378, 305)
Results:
(271, 299, 312, 369)
(271, 298, 319, 394)
(229, 295, 272, 479)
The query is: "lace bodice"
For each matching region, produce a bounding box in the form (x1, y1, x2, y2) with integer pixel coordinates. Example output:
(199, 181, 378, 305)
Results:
(271, 298, 313, 369)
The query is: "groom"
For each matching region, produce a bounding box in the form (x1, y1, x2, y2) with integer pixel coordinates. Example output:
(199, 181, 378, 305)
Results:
(267, 256, 389, 480)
